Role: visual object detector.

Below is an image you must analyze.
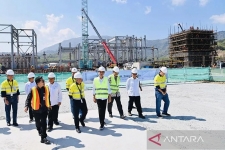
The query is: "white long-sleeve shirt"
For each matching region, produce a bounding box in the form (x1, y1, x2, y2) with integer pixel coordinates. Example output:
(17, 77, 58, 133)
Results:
(47, 82, 62, 106)
(93, 76, 111, 100)
(25, 81, 36, 95)
(126, 77, 140, 96)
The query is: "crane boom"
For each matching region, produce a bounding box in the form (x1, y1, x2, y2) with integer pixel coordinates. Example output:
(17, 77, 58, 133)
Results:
(178, 23, 184, 32)
(81, 8, 117, 64)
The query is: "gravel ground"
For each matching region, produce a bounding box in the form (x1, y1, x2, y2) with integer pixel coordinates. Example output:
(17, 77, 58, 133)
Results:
(0, 83, 224, 130)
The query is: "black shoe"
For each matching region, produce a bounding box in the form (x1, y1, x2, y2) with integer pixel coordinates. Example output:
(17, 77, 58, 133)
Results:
(157, 114, 163, 118)
(76, 128, 81, 133)
(47, 128, 52, 132)
(54, 121, 59, 125)
(99, 125, 104, 130)
(41, 138, 51, 144)
(120, 115, 126, 119)
(109, 114, 113, 118)
(13, 123, 18, 126)
(162, 113, 171, 116)
(128, 112, 132, 116)
(139, 115, 145, 119)
(29, 119, 33, 123)
(7, 123, 11, 126)
(80, 121, 85, 127)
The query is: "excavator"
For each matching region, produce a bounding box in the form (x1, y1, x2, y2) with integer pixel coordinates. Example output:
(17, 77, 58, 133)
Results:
(82, 9, 117, 68)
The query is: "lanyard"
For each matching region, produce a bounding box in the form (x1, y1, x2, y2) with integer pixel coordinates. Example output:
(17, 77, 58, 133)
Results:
(72, 76, 75, 83)
(76, 83, 83, 99)
(7, 80, 14, 92)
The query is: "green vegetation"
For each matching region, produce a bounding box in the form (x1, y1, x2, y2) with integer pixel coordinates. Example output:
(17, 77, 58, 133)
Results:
(218, 39, 225, 50)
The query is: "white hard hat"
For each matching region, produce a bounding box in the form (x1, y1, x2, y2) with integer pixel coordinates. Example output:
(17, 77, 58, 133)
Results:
(113, 66, 119, 73)
(74, 72, 82, 79)
(160, 67, 167, 74)
(6, 69, 14, 75)
(27, 72, 35, 78)
(131, 68, 138, 74)
(48, 72, 56, 78)
(71, 68, 77, 73)
(98, 66, 105, 72)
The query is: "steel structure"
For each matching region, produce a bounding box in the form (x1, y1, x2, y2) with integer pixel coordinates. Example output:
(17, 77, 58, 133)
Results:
(169, 26, 217, 67)
(81, 0, 89, 68)
(58, 35, 155, 68)
(0, 24, 37, 69)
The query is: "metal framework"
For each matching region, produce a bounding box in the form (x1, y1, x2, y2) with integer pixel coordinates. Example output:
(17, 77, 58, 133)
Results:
(81, 0, 89, 68)
(0, 24, 37, 69)
(169, 26, 217, 67)
(58, 35, 155, 68)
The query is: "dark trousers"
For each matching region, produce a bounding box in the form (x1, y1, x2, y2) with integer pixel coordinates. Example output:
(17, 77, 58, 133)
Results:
(108, 96, 124, 116)
(96, 99, 107, 126)
(48, 105, 59, 128)
(5, 97, 18, 123)
(28, 106, 34, 120)
(73, 99, 88, 129)
(34, 111, 48, 139)
(128, 96, 143, 115)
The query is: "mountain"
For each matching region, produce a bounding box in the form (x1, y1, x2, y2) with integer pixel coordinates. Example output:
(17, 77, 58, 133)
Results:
(39, 31, 225, 58)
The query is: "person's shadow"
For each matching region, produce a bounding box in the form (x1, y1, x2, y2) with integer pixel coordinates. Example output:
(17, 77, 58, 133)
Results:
(142, 107, 156, 112)
(81, 126, 122, 137)
(18, 123, 36, 131)
(144, 115, 206, 121)
(0, 127, 11, 135)
(49, 136, 84, 150)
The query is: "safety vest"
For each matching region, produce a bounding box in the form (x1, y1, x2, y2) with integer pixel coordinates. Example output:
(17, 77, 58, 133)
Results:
(66, 76, 75, 89)
(94, 77, 109, 99)
(109, 74, 120, 94)
(31, 86, 50, 110)
(69, 82, 85, 100)
(154, 74, 167, 89)
(0, 79, 19, 96)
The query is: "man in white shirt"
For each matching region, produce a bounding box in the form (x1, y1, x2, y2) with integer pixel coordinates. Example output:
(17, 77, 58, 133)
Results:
(47, 72, 62, 132)
(93, 66, 111, 130)
(24, 72, 36, 123)
(126, 68, 145, 119)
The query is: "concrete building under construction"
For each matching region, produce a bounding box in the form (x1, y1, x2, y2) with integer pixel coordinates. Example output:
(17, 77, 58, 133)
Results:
(169, 26, 217, 67)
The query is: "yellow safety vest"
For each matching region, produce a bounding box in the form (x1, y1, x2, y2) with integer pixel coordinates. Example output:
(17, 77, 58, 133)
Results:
(69, 82, 85, 100)
(31, 86, 50, 110)
(109, 74, 120, 94)
(154, 74, 167, 89)
(66, 76, 76, 89)
(94, 77, 109, 99)
(1, 79, 19, 96)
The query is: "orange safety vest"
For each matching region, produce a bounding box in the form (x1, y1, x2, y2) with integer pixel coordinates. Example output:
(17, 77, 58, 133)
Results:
(31, 86, 50, 110)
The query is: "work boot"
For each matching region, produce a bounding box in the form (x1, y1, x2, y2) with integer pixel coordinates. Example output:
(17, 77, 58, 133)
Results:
(13, 123, 18, 126)
(162, 113, 171, 116)
(76, 128, 81, 133)
(7, 122, 11, 126)
(41, 138, 51, 144)
(139, 115, 145, 119)
(54, 121, 59, 125)
(47, 127, 53, 132)
(80, 120, 85, 127)
(29, 119, 33, 123)
(109, 114, 113, 118)
(120, 115, 126, 119)
(99, 125, 104, 130)
(128, 112, 132, 116)
(157, 114, 163, 118)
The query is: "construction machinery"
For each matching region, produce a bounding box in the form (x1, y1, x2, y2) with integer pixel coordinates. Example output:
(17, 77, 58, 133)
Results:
(81, 8, 117, 67)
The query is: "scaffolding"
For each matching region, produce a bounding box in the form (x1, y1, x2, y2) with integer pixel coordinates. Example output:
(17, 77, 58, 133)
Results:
(0, 24, 37, 70)
(169, 26, 217, 67)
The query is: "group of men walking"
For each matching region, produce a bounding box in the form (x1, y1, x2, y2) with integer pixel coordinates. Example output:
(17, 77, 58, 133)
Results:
(0, 66, 171, 144)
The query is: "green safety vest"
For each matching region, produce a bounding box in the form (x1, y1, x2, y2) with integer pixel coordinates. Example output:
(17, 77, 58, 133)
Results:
(94, 77, 108, 99)
(109, 74, 120, 94)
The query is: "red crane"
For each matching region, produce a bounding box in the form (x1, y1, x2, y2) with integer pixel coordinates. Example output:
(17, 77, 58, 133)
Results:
(81, 8, 117, 64)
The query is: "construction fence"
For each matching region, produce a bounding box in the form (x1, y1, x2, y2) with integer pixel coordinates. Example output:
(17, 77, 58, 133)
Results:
(0, 67, 224, 93)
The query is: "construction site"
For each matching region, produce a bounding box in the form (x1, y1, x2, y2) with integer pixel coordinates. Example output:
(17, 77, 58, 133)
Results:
(169, 24, 218, 67)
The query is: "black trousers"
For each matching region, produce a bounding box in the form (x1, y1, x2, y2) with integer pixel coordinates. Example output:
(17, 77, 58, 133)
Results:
(108, 96, 124, 116)
(48, 105, 59, 128)
(73, 99, 88, 129)
(96, 99, 107, 126)
(28, 106, 33, 120)
(34, 111, 48, 139)
(128, 96, 143, 115)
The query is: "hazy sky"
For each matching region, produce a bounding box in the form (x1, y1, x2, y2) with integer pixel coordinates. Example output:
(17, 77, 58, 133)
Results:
(0, 0, 224, 52)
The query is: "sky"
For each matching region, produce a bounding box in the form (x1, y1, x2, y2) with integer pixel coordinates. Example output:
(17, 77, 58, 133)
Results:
(0, 0, 225, 52)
